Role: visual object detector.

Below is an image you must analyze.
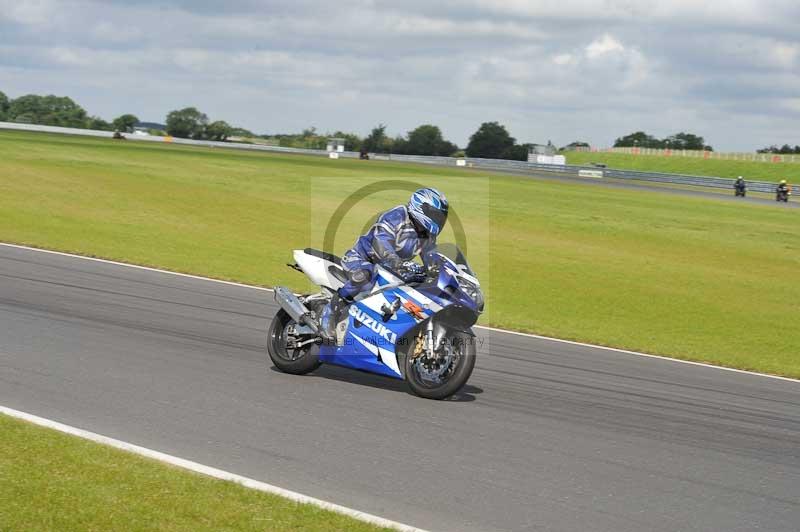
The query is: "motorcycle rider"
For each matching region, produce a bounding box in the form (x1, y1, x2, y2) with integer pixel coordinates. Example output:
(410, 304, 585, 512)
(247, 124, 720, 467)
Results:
(777, 180, 790, 201)
(319, 187, 449, 340)
(734, 176, 746, 196)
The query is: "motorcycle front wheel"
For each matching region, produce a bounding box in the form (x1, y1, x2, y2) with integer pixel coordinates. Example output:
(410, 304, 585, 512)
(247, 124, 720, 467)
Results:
(403, 330, 476, 400)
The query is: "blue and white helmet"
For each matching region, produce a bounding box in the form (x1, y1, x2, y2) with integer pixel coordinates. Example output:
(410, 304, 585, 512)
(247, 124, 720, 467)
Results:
(407, 187, 448, 236)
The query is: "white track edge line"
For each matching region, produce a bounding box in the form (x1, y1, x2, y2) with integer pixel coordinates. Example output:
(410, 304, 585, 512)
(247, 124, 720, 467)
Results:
(0, 405, 427, 532)
(0, 242, 273, 292)
(2, 242, 797, 384)
(476, 325, 800, 383)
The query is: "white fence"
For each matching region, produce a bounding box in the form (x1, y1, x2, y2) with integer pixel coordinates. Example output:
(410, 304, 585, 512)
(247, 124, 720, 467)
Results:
(605, 147, 799, 164)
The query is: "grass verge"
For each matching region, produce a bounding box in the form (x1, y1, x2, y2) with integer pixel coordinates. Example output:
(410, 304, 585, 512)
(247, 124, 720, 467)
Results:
(562, 150, 799, 183)
(0, 413, 391, 532)
(1, 129, 798, 377)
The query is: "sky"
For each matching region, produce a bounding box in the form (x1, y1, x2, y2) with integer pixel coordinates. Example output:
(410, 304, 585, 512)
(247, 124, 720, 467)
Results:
(1, 0, 798, 151)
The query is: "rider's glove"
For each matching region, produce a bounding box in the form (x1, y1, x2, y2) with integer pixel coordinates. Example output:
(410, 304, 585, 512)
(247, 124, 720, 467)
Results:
(397, 261, 426, 283)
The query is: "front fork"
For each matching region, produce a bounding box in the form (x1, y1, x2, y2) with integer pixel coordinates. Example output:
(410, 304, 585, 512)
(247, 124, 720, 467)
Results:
(425, 319, 435, 353)
(412, 319, 437, 361)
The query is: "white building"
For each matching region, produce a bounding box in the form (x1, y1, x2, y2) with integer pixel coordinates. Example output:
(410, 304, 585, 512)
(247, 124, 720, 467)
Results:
(326, 138, 346, 153)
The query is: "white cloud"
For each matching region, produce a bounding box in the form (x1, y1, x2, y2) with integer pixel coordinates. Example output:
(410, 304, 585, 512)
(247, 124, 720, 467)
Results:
(772, 43, 799, 68)
(0, 0, 56, 25)
(586, 35, 626, 59)
(552, 53, 575, 66)
(0, 0, 798, 150)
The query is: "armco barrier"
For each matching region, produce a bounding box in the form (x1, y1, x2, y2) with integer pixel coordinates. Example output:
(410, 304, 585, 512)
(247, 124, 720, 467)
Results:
(0, 121, 349, 156)
(0, 121, 790, 195)
(460, 157, 787, 194)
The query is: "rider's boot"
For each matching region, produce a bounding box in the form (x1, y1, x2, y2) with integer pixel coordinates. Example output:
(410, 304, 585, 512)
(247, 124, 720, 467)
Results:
(319, 292, 348, 342)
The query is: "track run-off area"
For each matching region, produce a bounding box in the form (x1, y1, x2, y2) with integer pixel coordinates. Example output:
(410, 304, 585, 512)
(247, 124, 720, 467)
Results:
(1, 244, 799, 531)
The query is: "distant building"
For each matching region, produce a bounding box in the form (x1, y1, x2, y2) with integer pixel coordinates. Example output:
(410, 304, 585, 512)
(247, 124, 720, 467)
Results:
(528, 141, 565, 165)
(134, 122, 166, 134)
(326, 138, 346, 153)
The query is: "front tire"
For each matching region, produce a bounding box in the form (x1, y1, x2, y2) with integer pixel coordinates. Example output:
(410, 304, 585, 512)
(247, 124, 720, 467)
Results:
(267, 309, 321, 375)
(403, 330, 476, 400)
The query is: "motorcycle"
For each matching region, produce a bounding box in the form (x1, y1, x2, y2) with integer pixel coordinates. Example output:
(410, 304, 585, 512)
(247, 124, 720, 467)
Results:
(734, 183, 746, 197)
(776, 188, 790, 202)
(268, 244, 482, 399)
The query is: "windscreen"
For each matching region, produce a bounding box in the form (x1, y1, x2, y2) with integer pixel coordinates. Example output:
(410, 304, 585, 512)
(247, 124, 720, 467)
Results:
(434, 242, 475, 277)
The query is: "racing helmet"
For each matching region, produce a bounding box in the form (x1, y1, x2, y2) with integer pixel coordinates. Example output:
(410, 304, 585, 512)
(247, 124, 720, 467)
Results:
(407, 187, 448, 236)
(780, 179, 787, 184)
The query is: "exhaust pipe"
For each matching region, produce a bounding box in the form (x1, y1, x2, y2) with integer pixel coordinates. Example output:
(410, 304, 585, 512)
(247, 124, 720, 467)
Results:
(274, 286, 320, 334)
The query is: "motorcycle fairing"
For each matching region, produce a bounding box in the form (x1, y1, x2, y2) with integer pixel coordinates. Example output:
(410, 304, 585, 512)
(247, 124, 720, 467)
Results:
(319, 281, 437, 379)
(318, 255, 479, 379)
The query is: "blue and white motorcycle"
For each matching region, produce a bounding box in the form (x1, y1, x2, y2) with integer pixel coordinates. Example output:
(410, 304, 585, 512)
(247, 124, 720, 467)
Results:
(269, 244, 483, 399)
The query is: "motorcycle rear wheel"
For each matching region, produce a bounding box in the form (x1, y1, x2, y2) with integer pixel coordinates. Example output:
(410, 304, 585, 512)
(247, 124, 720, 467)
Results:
(267, 309, 321, 375)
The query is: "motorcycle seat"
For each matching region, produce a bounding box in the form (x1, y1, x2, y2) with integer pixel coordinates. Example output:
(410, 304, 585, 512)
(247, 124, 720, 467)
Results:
(303, 248, 342, 266)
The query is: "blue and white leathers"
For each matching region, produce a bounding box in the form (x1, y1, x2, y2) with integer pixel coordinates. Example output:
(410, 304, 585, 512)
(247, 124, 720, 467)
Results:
(339, 205, 437, 299)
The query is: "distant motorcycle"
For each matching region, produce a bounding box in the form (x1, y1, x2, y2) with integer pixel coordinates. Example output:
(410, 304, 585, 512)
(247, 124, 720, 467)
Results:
(776, 187, 790, 202)
(734, 182, 746, 197)
(268, 243, 482, 399)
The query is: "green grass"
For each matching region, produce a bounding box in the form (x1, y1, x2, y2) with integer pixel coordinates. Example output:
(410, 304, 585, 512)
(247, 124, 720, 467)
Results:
(0, 413, 390, 532)
(1, 129, 799, 378)
(562, 150, 800, 183)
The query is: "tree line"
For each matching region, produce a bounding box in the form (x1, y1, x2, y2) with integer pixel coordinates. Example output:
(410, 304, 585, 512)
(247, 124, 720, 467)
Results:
(163, 107, 253, 141)
(0, 90, 142, 133)
(8, 89, 794, 158)
(0, 89, 540, 159)
(613, 131, 713, 151)
(0, 90, 253, 141)
(757, 144, 800, 154)
(298, 121, 535, 160)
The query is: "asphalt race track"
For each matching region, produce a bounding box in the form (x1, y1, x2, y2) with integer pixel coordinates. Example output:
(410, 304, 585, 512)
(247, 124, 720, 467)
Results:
(486, 167, 800, 209)
(1, 244, 799, 532)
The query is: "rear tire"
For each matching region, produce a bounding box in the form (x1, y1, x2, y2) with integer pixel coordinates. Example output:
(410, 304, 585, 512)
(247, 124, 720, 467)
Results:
(267, 309, 321, 375)
(403, 330, 476, 400)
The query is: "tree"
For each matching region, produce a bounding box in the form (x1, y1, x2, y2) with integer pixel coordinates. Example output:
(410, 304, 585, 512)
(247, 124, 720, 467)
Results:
(0, 91, 9, 121)
(402, 124, 459, 156)
(229, 127, 255, 138)
(363, 123, 389, 153)
(391, 135, 409, 155)
(87, 116, 113, 131)
(7, 94, 88, 127)
(331, 131, 362, 152)
(204, 120, 232, 141)
(614, 131, 660, 148)
(405, 124, 445, 156)
(112, 114, 139, 133)
(562, 141, 590, 151)
(165, 107, 209, 139)
(665, 132, 707, 151)
(615, 131, 712, 151)
(465, 122, 515, 159)
(503, 143, 533, 161)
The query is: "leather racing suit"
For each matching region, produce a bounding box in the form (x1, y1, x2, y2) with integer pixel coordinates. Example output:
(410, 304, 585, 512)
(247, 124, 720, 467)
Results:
(319, 205, 437, 339)
(339, 205, 437, 298)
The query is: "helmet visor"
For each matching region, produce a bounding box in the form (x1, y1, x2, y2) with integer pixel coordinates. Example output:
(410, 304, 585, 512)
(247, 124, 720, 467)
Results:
(421, 202, 448, 231)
